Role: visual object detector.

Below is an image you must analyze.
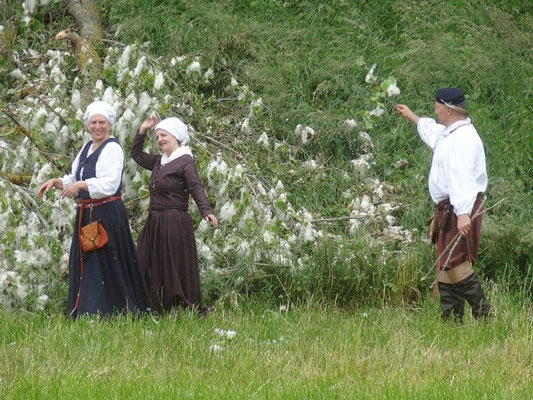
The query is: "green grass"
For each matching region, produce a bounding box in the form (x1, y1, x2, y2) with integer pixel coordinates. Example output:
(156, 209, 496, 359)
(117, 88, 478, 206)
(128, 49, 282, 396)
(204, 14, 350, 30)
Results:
(1, 289, 531, 399)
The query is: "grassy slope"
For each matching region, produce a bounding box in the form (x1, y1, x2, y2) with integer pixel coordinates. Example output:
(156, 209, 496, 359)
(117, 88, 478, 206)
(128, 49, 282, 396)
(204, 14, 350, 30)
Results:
(101, 0, 533, 275)
(0, 292, 531, 399)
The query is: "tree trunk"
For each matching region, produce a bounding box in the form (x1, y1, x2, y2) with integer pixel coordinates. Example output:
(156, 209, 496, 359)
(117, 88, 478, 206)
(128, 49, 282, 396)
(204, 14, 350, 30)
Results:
(66, 0, 104, 51)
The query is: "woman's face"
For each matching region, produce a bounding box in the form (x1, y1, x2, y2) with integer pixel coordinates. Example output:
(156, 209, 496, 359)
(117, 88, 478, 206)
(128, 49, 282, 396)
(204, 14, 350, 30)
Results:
(88, 114, 111, 143)
(155, 129, 179, 156)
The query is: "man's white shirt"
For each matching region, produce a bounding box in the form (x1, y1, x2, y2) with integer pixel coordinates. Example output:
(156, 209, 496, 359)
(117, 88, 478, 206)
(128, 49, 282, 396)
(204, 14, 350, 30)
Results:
(417, 118, 487, 216)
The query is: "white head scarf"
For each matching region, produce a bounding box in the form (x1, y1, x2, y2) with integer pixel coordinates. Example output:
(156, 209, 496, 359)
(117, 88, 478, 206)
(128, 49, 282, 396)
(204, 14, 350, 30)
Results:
(83, 101, 117, 126)
(155, 117, 189, 145)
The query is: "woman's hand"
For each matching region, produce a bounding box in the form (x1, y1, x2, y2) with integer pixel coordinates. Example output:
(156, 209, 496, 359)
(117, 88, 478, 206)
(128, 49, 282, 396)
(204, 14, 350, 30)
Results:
(37, 178, 63, 197)
(139, 116, 159, 135)
(60, 181, 87, 199)
(204, 214, 218, 228)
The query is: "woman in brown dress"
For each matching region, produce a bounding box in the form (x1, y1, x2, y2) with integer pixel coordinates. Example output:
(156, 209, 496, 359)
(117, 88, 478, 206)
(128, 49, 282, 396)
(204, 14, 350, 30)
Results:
(131, 116, 218, 312)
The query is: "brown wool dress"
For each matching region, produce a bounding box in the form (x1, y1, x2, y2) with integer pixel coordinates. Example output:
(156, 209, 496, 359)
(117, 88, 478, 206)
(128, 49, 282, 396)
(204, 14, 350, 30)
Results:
(130, 132, 213, 312)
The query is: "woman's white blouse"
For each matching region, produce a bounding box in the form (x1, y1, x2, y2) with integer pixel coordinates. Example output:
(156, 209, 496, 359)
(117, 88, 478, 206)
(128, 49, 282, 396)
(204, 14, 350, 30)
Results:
(61, 139, 124, 199)
(417, 118, 487, 216)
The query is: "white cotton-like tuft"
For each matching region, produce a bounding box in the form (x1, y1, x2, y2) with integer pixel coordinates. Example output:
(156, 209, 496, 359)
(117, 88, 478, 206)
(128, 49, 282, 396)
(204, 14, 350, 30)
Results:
(303, 159, 317, 170)
(186, 60, 201, 75)
(50, 65, 66, 84)
(368, 106, 384, 117)
(344, 119, 357, 129)
(102, 87, 115, 105)
(263, 230, 275, 244)
(365, 64, 376, 84)
(70, 89, 81, 110)
(220, 202, 237, 221)
(30, 107, 48, 130)
(214, 328, 236, 339)
(387, 83, 400, 97)
(256, 132, 269, 148)
(358, 131, 374, 152)
(124, 93, 138, 110)
(10, 69, 25, 80)
(132, 56, 146, 77)
(351, 154, 373, 175)
(241, 118, 250, 133)
(117, 45, 132, 82)
(153, 72, 164, 90)
(295, 124, 315, 144)
(203, 67, 214, 81)
(136, 92, 152, 115)
(23, 0, 37, 15)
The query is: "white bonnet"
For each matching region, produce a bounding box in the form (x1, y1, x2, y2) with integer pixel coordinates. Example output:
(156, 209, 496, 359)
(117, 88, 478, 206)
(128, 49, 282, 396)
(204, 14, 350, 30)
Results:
(83, 101, 117, 126)
(155, 117, 189, 145)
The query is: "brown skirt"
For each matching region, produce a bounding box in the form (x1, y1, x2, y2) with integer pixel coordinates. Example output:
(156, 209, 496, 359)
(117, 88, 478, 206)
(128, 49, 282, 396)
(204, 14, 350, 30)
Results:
(136, 210, 202, 312)
(435, 193, 484, 272)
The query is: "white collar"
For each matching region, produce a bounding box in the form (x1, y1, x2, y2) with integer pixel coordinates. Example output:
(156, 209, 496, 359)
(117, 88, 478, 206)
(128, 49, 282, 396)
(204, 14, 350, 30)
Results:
(444, 118, 471, 136)
(160, 145, 193, 165)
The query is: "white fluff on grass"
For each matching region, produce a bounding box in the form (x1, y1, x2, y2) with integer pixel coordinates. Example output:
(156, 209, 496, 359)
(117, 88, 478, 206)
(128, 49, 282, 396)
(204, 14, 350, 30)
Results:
(358, 131, 374, 152)
(368, 106, 384, 117)
(351, 154, 373, 175)
(186, 59, 201, 75)
(102, 86, 115, 105)
(203, 67, 214, 81)
(50, 65, 66, 84)
(387, 82, 400, 97)
(365, 64, 376, 83)
(132, 56, 146, 77)
(256, 132, 269, 148)
(295, 124, 315, 144)
(263, 230, 275, 244)
(10, 69, 25, 80)
(220, 201, 237, 222)
(153, 72, 164, 90)
(34, 162, 52, 185)
(30, 107, 48, 130)
(209, 344, 223, 354)
(344, 119, 357, 129)
(136, 92, 152, 115)
(241, 118, 250, 133)
(23, 0, 37, 15)
(303, 159, 318, 170)
(117, 45, 132, 82)
(214, 328, 236, 339)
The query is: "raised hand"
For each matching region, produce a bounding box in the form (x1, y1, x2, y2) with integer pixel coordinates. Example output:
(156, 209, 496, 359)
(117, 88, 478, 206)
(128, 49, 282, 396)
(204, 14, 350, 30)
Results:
(139, 116, 159, 134)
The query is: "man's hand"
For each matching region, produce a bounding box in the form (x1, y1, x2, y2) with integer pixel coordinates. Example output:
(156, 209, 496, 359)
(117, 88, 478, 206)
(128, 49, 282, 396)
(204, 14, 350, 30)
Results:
(395, 104, 420, 125)
(457, 214, 471, 236)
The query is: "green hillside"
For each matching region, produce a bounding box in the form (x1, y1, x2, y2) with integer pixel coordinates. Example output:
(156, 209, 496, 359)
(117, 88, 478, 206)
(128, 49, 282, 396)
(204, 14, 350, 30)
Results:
(0, 0, 531, 311)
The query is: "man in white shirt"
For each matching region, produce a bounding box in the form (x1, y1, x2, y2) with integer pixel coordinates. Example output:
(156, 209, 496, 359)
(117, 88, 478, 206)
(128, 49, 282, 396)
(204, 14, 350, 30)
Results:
(396, 87, 491, 321)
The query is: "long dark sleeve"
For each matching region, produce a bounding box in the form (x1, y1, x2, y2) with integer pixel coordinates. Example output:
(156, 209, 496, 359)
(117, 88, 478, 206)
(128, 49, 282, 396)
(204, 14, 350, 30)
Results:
(183, 158, 213, 218)
(130, 131, 160, 171)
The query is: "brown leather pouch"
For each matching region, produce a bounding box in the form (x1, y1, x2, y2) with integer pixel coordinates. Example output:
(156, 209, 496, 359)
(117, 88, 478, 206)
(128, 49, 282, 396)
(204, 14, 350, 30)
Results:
(80, 220, 108, 252)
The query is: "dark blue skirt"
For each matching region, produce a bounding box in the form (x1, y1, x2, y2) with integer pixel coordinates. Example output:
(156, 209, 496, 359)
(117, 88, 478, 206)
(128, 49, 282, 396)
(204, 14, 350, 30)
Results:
(66, 199, 151, 317)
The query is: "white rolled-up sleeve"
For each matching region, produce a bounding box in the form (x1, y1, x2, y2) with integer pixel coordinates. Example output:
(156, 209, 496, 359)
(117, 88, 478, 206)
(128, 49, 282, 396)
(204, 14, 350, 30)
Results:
(85, 142, 124, 199)
(417, 118, 446, 150)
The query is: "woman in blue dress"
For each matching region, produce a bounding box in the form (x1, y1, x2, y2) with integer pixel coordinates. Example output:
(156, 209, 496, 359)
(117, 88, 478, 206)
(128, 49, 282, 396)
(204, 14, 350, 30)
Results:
(38, 101, 150, 317)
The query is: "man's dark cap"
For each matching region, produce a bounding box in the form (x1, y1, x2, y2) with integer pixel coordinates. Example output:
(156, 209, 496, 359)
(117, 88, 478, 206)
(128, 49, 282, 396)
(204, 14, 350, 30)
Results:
(435, 87, 465, 105)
